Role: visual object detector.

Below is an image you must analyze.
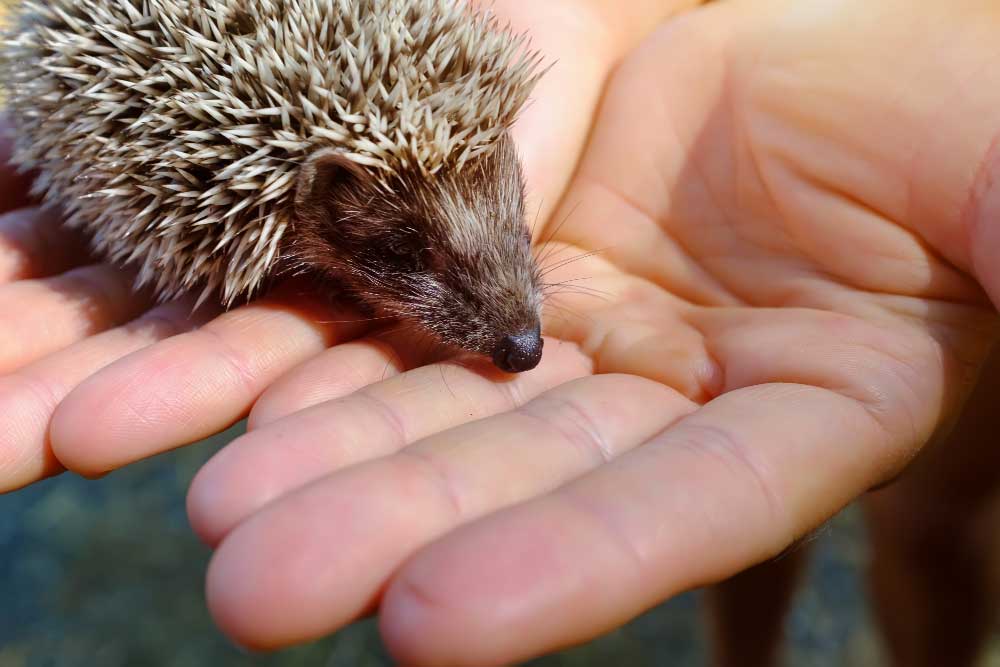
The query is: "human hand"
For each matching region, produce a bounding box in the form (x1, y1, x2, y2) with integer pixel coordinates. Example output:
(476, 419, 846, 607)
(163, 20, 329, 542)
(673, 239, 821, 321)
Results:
(179, 0, 1000, 663)
(0, 0, 685, 492)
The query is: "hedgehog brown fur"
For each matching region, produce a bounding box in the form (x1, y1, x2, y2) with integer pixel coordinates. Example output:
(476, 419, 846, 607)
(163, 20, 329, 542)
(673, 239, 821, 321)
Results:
(1, 0, 549, 372)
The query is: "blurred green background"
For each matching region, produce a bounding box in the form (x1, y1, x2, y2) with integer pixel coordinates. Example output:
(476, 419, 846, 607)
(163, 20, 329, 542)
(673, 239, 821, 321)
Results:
(2, 424, 891, 667)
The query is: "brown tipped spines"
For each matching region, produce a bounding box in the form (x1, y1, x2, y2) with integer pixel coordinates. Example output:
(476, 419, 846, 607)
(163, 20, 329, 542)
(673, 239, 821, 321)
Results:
(1, 0, 543, 304)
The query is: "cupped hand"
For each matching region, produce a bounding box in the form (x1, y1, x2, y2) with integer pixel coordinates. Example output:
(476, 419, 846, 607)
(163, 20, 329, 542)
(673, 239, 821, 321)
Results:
(182, 0, 1000, 664)
(0, 0, 684, 492)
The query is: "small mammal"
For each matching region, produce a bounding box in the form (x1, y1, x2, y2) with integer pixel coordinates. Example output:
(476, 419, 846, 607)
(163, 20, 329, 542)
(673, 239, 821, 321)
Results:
(1, 0, 546, 372)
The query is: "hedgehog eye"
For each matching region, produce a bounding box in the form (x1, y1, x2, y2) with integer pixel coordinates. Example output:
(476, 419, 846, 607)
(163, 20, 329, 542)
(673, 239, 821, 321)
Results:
(384, 231, 427, 271)
(386, 236, 413, 257)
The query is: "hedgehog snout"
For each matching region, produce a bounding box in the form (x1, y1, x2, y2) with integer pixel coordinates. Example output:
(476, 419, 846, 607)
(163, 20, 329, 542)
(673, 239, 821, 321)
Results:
(492, 325, 543, 373)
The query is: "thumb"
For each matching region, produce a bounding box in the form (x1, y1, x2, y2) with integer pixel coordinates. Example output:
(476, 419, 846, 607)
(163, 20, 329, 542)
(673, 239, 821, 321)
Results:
(490, 0, 705, 231)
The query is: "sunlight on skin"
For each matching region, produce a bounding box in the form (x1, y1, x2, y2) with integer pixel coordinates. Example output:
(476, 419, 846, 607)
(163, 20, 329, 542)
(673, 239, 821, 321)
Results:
(186, 1, 1000, 664)
(485, 0, 705, 228)
(2, 0, 1000, 664)
(0, 0, 682, 496)
(204, 373, 688, 645)
(0, 299, 202, 490)
(184, 0, 705, 586)
(49, 284, 368, 476)
(188, 340, 595, 546)
(6, 0, 683, 488)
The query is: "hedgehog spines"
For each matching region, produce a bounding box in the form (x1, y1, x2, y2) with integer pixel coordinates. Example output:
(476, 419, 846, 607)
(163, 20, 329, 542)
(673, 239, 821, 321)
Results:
(2, 0, 543, 303)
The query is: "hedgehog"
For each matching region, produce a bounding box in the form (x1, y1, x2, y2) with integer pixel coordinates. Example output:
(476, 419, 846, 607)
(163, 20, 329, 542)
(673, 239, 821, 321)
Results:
(0, 0, 548, 372)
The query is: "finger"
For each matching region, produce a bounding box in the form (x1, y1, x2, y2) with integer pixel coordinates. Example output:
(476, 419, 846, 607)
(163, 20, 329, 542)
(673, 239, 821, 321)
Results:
(377, 383, 904, 667)
(49, 285, 368, 476)
(247, 321, 519, 427)
(248, 334, 418, 429)
(493, 0, 705, 227)
(537, 4, 742, 308)
(203, 374, 692, 649)
(0, 263, 149, 373)
(188, 338, 593, 546)
(538, 264, 726, 402)
(0, 300, 206, 493)
(374, 298, 958, 666)
(0, 207, 89, 283)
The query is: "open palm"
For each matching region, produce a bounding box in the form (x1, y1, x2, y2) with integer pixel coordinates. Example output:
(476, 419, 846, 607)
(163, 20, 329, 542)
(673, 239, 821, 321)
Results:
(177, 1, 1000, 664)
(0, 0, 686, 491)
(5, 0, 1000, 664)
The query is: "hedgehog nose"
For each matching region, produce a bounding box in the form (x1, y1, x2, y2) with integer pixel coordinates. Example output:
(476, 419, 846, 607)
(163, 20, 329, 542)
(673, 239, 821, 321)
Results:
(492, 327, 544, 373)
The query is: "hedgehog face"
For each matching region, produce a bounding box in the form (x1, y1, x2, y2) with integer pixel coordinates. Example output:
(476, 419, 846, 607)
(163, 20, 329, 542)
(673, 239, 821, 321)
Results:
(292, 135, 544, 372)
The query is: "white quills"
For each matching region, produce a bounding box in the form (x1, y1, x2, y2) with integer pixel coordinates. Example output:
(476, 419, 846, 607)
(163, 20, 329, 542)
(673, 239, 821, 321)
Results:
(1, 0, 543, 304)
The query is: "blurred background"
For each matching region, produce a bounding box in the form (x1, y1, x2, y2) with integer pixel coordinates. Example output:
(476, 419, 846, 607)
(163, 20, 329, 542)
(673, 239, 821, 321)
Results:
(2, 424, 884, 667)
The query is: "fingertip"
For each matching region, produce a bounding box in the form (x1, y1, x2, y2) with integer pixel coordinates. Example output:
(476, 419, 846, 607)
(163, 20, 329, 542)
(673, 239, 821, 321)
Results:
(47, 377, 110, 476)
(378, 526, 535, 667)
(381, 574, 476, 667)
(379, 577, 440, 667)
(381, 565, 519, 667)
(0, 379, 63, 492)
(48, 350, 159, 476)
(205, 519, 296, 651)
(205, 539, 274, 651)
(186, 453, 232, 547)
(380, 497, 619, 667)
(186, 432, 283, 546)
(50, 328, 236, 474)
(204, 505, 340, 651)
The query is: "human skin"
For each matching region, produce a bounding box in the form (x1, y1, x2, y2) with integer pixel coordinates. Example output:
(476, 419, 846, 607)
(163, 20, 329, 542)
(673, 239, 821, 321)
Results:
(4, 0, 1000, 665)
(0, 0, 692, 491)
(176, 0, 1000, 664)
(860, 342, 1000, 667)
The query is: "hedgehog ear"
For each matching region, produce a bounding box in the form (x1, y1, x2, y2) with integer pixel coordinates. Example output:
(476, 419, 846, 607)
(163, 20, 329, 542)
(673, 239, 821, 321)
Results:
(295, 149, 370, 211)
